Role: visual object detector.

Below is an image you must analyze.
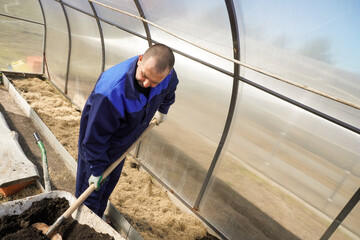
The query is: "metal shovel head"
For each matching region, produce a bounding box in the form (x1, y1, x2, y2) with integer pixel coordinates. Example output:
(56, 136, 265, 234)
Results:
(32, 222, 62, 240)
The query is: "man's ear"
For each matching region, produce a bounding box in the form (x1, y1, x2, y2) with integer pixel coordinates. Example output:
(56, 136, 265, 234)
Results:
(137, 55, 143, 66)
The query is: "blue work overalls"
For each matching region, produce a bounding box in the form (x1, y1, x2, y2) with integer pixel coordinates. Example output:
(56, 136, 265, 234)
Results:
(75, 56, 178, 217)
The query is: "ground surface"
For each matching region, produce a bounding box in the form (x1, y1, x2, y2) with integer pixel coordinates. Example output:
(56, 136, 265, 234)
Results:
(0, 77, 214, 240)
(0, 85, 76, 199)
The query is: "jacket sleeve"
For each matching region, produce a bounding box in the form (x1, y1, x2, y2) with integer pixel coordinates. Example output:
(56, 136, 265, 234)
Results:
(158, 70, 179, 114)
(80, 94, 122, 176)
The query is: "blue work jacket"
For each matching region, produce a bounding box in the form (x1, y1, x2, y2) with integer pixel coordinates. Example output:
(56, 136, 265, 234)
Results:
(78, 56, 179, 176)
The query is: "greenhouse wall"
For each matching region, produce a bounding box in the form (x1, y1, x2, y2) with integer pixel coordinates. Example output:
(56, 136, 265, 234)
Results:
(0, 0, 359, 239)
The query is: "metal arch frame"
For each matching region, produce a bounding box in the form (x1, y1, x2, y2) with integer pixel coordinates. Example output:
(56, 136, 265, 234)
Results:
(132, 0, 153, 158)
(193, 0, 240, 211)
(133, 0, 152, 47)
(89, 0, 105, 73)
(191, 1, 240, 239)
(58, 0, 72, 95)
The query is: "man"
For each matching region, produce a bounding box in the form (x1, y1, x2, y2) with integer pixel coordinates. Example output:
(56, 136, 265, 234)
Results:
(75, 44, 179, 218)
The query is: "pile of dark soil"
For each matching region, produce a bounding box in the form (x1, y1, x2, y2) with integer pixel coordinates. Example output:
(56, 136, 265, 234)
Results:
(0, 197, 114, 240)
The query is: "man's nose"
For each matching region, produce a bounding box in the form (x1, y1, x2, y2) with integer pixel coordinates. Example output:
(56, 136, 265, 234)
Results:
(143, 79, 151, 88)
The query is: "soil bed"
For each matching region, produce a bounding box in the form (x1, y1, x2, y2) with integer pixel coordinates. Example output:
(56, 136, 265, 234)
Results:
(0, 197, 114, 240)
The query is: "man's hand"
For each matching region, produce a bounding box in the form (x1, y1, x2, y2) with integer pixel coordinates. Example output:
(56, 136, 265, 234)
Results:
(154, 111, 167, 125)
(88, 174, 103, 191)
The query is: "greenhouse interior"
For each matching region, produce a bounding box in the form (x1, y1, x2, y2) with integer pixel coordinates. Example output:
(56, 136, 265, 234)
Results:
(0, 0, 359, 239)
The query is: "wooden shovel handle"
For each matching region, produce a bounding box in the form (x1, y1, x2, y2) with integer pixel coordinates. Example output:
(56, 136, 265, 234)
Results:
(63, 119, 157, 219)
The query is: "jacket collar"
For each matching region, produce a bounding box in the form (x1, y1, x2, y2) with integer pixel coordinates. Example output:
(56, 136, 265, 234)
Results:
(125, 56, 140, 100)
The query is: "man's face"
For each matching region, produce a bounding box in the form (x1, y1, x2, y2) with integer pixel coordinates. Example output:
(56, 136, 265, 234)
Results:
(135, 55, 169, 88)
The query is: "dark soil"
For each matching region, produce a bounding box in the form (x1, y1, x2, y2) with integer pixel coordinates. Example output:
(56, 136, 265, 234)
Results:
(0, 197, 114, 240)
(2, 226, 47, 240)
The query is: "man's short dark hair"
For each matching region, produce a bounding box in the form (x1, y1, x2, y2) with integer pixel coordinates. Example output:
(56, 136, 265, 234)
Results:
(143, 43, 175, 73)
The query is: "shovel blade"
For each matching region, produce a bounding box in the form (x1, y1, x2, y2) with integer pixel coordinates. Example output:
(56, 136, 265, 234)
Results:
(32, 222, 62, 240)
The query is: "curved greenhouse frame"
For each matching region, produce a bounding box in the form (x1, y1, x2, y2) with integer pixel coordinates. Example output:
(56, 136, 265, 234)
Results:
(1, 0, 359, 239)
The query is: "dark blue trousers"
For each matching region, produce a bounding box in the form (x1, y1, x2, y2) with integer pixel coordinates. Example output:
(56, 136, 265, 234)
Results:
(75, 154, 125, 217)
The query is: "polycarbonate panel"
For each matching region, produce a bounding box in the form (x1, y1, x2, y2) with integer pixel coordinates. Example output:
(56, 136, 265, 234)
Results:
(94, 0, 145, 36)
(62, 0, 93, 14)
(0, 0, 43, 22)
(138, 53, 233, 205)
(199, 84, 360, 239)
(139, 0, 233, 72)
(65, 7, 102, 108)
(0, 15, 43, 72)
(40, 0, 68, 91)
(102, 22, 148, 71)
(243, 68, 360, 132)
(235, 0, 360, 127)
